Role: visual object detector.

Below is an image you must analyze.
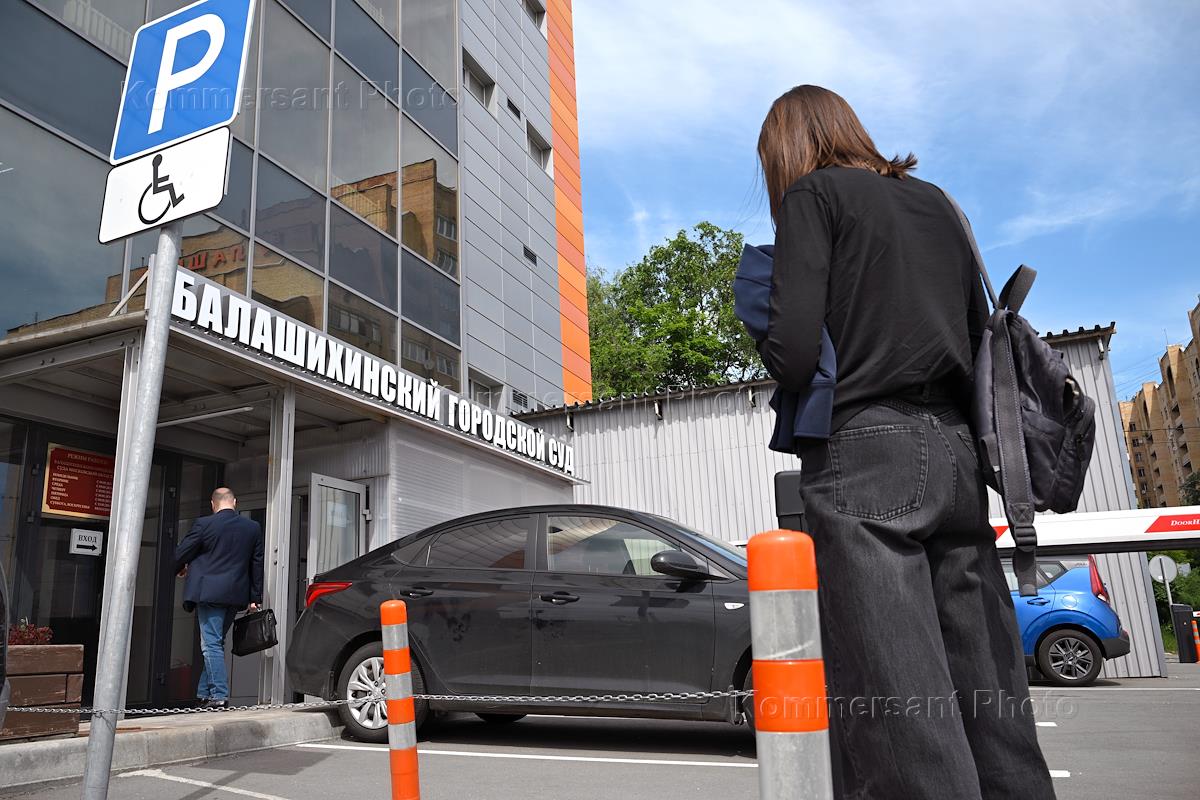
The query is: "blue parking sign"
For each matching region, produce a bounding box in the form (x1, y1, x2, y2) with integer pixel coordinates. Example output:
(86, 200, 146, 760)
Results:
(110, 0, 256, 164)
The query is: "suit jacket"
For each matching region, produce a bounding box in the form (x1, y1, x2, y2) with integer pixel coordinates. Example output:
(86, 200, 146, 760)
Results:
(174, 509, 264, 611)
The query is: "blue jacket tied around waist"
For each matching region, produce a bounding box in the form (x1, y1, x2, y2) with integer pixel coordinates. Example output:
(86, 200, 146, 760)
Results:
(734, 243, 837, 452)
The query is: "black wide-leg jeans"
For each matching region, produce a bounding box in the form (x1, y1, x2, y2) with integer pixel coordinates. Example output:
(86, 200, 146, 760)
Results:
(797, 400, 1057, 800)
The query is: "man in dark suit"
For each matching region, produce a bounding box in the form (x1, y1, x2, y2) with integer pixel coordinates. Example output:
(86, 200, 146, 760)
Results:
(174, 487, 264, 708)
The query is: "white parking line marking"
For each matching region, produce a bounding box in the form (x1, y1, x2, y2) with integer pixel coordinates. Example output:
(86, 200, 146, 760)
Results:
(298, 742, 757, 768)
(1036, 722, 1058, 727)
(1049, 770, 1071, 778)
(122, 769, 291, 799)
(1030, 687, 1200, 692)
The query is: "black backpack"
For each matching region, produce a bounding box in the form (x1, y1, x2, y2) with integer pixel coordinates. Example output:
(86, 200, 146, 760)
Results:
(940, 188, 1098, 596)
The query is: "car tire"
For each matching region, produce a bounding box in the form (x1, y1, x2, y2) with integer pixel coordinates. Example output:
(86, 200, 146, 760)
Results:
(337, 641, 429, 742)
(475, 713, 525, 724)
(741, 667, 754, 730)
(1036, 629, 1103, 686)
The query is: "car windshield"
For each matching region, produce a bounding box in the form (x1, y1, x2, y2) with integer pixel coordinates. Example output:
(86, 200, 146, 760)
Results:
(651, 515, 747, 566)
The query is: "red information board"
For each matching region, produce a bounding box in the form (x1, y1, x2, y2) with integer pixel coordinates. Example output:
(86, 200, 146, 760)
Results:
(41, 443, 115, 520)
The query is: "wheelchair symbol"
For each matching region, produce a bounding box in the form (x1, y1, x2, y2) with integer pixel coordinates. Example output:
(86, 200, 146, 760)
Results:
(137, 154, 186, 225)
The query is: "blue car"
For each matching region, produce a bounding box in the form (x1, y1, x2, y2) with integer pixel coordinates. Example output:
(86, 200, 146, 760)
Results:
(1003, 556, 1130, 686)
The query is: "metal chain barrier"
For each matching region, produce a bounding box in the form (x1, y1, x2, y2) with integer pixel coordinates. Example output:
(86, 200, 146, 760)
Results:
(9, 688, 753, 716)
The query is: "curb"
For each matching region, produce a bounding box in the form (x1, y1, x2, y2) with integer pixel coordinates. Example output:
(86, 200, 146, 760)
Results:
(0, 708, 344, 793)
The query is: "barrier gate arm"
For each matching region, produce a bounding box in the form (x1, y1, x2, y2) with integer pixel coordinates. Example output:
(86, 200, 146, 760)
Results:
(991, 506, 1200, 556)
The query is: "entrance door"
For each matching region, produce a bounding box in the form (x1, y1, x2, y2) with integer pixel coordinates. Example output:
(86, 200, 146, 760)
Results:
(307, 475, 368, 583)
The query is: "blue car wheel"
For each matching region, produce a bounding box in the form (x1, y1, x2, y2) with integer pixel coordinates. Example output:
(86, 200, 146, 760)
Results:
(1036, 629, 1103, 686)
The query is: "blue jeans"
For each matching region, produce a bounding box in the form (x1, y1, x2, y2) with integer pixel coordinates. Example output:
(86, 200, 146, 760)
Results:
(196, 603, 238, 701)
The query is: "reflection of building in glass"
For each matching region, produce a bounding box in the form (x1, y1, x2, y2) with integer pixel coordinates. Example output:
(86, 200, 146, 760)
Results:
(400, 159, 458, 277)
(6, 225, 248, 337)
(332, 172, 399, 240)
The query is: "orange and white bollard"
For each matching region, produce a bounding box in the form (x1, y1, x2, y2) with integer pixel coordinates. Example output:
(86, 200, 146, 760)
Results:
(1192, 620, 1200, 661)
(748, 529, 834, 800)
(380, 600, 420, 800)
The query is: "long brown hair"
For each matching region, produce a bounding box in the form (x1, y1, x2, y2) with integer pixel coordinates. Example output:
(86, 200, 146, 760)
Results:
(758, 85, 917, 224)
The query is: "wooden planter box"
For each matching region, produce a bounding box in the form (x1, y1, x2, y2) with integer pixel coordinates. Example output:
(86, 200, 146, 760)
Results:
(1, 645, 84, 742)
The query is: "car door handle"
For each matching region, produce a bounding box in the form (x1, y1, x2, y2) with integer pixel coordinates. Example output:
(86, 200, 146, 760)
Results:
(539, 592, 579, 605)
(1026, 597, 1050, 606)
(398, 587, 433, 599)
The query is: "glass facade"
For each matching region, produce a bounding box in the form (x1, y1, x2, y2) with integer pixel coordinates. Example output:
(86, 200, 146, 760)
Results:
(0, 0, 464, 387)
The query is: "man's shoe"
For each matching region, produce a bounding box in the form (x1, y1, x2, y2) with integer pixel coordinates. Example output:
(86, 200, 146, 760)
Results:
(205, 699, 229, 709)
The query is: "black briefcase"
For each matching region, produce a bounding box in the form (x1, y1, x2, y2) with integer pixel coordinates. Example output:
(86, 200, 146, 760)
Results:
(232, 609, 278, 657)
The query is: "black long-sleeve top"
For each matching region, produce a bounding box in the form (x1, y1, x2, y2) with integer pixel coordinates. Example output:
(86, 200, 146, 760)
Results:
(758, 166, 989, 431)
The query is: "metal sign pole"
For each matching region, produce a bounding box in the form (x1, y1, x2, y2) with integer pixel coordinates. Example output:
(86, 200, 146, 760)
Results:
(81, 222, 181, 800)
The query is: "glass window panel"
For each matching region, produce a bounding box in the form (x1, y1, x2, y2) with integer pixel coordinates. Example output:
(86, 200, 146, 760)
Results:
(330, 205, 398, 309)
(402, 51, 456, 154)
(401, 322, 460, 391)
(546, 516, 680, 577)
(0, 420, 27, 574)
(401, 250, 459, 344)
(255, 156, 326, 269)
(32, 0, 142, 61)
(0, 1, 123, 153)
(229, 0, 261, 145)
(252, 243, 325, 328)
(331, 58, 398, 235)
(328, 284, 397, 361)
(127, 217, 249, 312)
(0, 108, 123, 340)
(426, 518, 529, 570)
(259, 0, 330, 190)
(280, 0, 331, 39)
(335, 0, 398, 102)
(401, 0, 455, 93)
(400, 118, 458, 273)
(352, 0, 397, 38)
(214, 139, 254, 231)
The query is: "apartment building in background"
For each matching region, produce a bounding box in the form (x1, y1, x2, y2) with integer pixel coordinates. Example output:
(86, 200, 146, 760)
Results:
(1120, 297, 1200, 507)
(0, 0, 591, 708)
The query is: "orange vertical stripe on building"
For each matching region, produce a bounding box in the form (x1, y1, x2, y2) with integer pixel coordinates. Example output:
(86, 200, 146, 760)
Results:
(547, 0, 591, 404)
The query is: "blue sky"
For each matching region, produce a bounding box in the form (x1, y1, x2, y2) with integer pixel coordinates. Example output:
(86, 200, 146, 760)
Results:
(571, 0, 1199, 401)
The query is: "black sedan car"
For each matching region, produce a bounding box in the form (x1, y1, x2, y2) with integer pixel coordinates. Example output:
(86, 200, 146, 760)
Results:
(287, 505, 754, 741)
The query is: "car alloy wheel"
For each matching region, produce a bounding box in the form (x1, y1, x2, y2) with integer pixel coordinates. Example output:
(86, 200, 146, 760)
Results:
(1036, 629, 1103, 686)
(346, 656, 387, 730)
(1047, 636, 1094, 680)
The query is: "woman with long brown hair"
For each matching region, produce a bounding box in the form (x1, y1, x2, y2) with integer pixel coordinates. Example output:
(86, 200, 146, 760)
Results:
(754, 85, 1057, 799)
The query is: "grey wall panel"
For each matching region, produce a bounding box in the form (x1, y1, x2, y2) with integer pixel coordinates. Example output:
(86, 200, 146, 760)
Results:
(533, 332, 1166, 677)
(506, 360, 537, 396)
(467, 334, 506, 380)
(389, 419, 571, 538)
(532, 297, 561, 342)
(463, 242, 503, 298)
(504, 331, 536, 371)
(504, 303, 535, 345)
(466, 304, 506, 347)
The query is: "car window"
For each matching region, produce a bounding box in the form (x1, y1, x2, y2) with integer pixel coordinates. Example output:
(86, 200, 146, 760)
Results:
(390, 534, 433, 566)
(425, 517, 529, 570)
(1001, 559, 1063, 591)
(546, 515, 680, 577)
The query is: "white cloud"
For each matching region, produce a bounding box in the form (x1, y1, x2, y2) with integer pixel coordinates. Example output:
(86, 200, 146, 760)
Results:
(573, 0, 1200, 248)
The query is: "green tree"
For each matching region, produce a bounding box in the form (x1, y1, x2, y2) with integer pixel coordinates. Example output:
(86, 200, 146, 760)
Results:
(588, 222, 765, 396)
(1181, 472, 1200, 505)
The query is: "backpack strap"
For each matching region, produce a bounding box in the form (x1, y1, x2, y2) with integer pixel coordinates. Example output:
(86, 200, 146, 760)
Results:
(937, 186, 999, 310)
(939, 185, 1040, 596)
(992, 318, 1040, 596)
(998, 265, 1037, 315)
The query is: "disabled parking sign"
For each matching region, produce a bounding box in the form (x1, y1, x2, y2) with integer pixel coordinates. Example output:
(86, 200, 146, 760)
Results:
(110, 0, 255, 164)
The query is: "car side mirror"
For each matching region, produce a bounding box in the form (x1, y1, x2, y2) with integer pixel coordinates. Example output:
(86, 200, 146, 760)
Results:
(650, 550, 711, 581)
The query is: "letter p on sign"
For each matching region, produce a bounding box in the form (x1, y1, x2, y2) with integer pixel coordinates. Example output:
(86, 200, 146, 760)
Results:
(110, 0, 255, 164)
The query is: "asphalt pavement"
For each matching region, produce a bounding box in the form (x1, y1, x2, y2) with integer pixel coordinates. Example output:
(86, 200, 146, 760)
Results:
(6, 666, 1199, 800)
